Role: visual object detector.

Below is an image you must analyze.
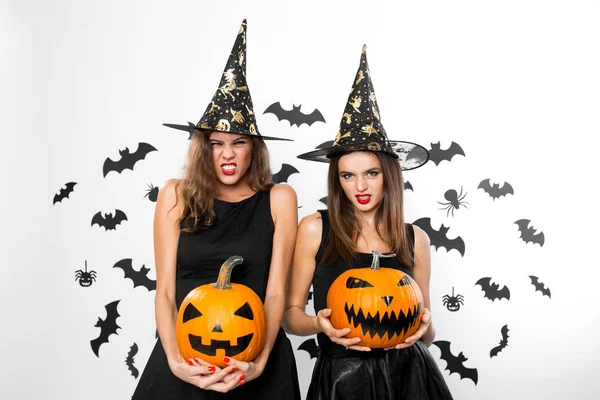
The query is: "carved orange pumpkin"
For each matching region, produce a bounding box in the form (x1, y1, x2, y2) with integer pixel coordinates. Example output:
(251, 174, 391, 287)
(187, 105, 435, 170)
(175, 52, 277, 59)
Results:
(327, 251, 423, 348)
(176, 256, 266, 367)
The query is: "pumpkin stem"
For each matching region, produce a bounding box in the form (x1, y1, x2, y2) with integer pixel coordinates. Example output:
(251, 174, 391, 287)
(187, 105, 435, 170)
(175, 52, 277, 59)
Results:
(370, 250, 396, 270)
(214, 256, 244, 290)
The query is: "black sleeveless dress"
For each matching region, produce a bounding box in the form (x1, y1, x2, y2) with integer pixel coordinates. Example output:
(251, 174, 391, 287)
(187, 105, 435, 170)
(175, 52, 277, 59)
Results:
(308, 210, 453, 400)
(133, 190, 301, 400)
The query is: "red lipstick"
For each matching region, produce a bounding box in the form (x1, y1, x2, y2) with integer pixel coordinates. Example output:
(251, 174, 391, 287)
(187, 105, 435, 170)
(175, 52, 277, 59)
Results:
(356, 194, 371, 204)
(221, 163, 237, 176)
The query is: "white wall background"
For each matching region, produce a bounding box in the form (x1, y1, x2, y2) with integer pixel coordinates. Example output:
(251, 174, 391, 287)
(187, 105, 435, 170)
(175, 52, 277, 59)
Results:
(3, 0, 600, 399)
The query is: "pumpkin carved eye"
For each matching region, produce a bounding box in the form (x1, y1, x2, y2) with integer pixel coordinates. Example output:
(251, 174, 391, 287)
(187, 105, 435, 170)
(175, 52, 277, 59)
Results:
(398, 275, 412, 287)
(346, 277, 374, 289)
(234, 302, 254, 320)
(182, 303, 203, 323)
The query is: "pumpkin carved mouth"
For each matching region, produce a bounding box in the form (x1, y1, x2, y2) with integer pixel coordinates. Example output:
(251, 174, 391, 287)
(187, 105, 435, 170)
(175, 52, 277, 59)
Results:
(344, 302, 421, 340)
(188, 333, 254, 356)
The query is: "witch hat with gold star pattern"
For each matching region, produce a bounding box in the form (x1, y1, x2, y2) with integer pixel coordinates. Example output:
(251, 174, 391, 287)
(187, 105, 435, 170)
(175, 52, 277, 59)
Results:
(298, 45, 429, 170)
(164, 20, 291, 141)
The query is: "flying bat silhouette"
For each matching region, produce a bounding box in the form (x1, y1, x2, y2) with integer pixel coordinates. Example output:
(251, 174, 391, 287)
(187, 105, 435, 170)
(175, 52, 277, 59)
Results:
(53, 182, 77, 205)
(103, 142, 157, 177)
(433, 340, 478, 385)
(412, 217, 465, 256)
(163, 121, 196, 139)
(263, 103, 326, 127)
(90, 300, 121, 357)
(515, 219, 545, 247)
(490, 325, 509, 358)
(478, 179, 514, 200)
(429, 142, 465, 166)
(91, 210, 128, 231)
(271, 164, 300, 183)
(475, 277, 510, 302)
(126, 343, 140, 379)
(404, 180, 413, 191)
(298, 337, 319, 359)
(113, 259, 156, 291)
(529, 275, 551, 298)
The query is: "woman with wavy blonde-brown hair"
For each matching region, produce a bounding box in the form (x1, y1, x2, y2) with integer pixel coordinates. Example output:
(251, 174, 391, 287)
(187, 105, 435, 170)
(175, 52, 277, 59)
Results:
(133, 20, 300, 400)
(283, 45, 453, 400)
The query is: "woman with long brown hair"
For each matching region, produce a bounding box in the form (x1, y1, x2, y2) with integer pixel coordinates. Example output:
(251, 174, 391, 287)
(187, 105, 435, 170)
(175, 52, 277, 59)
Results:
(283, 46, 453, 399)
(133, 20, 300, 399)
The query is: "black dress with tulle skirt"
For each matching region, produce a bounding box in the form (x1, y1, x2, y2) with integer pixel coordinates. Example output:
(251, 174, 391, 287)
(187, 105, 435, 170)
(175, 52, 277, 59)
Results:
(308, 210, 453, 400)
(132, 190, 301, 400)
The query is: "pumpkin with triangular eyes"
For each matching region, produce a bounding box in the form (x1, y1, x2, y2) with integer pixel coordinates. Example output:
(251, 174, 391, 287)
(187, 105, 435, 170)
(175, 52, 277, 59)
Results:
(327, 251, 423, 348)
(176, 256, 266, 367)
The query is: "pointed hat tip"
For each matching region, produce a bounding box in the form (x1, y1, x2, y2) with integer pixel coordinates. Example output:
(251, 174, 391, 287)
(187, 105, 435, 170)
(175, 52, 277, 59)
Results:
(362, 44, 367, 53)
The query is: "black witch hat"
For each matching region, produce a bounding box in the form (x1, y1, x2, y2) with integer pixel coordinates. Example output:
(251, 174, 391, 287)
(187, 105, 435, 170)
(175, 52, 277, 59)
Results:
(297, 45, 428, 170)
(164, 20, 291, 141)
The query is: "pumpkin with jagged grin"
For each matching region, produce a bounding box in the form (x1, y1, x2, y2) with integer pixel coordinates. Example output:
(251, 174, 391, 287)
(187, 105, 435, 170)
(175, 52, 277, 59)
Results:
(327, 251, 423, 348)
(176, 256, 266, 367)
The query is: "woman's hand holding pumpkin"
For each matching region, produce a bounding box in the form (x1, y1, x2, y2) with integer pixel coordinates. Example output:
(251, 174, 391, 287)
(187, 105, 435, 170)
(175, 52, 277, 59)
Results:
(387, 308, 431, 350)
(221, 355, 265, 386)
(170, 357, 242, 392)
(316, 308, 371, 351)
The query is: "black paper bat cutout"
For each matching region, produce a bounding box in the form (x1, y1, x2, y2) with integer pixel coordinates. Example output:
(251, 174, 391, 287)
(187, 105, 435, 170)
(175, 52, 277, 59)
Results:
(90, 300, 121, 357)
(113, 259, 156, 291)
(271, 164, 299, 183)
(103, 142, 157, 177)
(413, 217, 465, 256)
(529, 275, 551, 298)
(126, 343, 139, 379)
(53, 182, 77, 204)
(163, 121, 196, 139)
(475, 277, 510, 302)
(478, 179, 514, 200)
(91, 210, 128, 231)
(515, 219, 545, 247)
(490, 325, 509, 358)
(404, 180, 413, 191)
(298, 337, 319, 359)
(319, 196, 328, 206)
(264, 103, 326, 127)
(429, 142, 465, 166)
(433, 341, 478, 385)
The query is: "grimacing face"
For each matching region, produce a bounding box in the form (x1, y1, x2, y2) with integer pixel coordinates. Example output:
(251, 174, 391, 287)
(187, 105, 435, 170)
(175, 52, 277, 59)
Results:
(338, 151, 384, 213)
(209, 131, 254, 187)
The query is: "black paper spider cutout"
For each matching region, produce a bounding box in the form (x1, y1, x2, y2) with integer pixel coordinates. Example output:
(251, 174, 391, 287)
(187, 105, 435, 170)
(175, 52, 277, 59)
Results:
(75, 260, 97, 287)
(438, 187, 469, 217)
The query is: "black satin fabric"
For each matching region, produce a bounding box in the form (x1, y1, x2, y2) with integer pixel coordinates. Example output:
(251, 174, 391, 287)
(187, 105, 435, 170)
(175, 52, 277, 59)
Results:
(307, 340, 453, 400)
(307, 210, 453, 400)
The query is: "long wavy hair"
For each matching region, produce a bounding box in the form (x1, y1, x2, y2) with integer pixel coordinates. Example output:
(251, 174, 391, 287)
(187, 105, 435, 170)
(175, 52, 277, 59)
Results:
(323, 151, 414, 267)
(179, 130, 273, 232)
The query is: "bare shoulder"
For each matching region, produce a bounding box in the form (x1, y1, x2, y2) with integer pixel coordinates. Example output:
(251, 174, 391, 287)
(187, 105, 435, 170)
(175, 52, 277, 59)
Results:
(412, 225, 431, 248)
(270, 183, 297, 204)
(298, 212, 323, 246)
(156, 178, 184, 216)
(292, 212, 323, 258)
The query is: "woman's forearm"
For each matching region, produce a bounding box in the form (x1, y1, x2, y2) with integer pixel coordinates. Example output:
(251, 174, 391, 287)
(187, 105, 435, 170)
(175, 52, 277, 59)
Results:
(283, 305, 320, 337)
(155, 292, 182, 367)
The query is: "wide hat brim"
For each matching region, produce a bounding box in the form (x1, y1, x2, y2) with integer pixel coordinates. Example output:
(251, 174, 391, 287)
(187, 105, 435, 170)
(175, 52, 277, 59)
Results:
(163, 123, 293, 141)
(297, 140, 430, 171)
